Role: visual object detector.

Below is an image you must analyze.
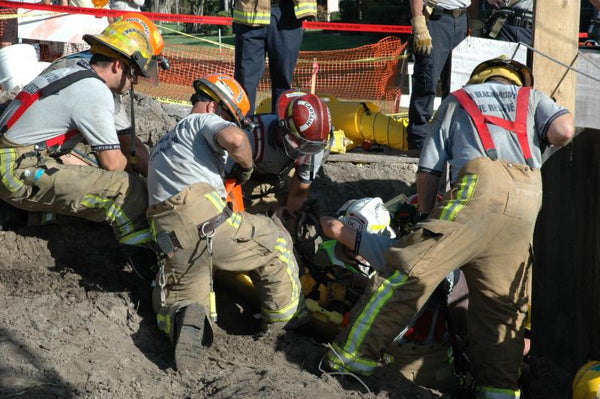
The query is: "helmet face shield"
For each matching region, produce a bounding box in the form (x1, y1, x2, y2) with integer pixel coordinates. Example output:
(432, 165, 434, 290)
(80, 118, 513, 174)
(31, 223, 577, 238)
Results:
(135, 57, 159, 86)
(281, 122, 328, 157)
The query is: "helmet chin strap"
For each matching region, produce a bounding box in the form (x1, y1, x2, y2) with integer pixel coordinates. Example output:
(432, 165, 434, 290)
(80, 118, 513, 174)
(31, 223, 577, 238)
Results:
(128, 66, 137, 165)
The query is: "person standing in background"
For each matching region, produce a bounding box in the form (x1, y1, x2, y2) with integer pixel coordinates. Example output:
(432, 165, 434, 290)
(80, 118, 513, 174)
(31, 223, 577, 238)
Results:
(588, 0, 600, 42)
(407, 0, 472, 152)
(483, 0, 533, 45)
(232, 0, 317, 114)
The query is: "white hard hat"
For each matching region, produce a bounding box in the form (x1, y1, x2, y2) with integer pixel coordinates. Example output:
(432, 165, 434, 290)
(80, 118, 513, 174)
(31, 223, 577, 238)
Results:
(337, 197, 396, 239)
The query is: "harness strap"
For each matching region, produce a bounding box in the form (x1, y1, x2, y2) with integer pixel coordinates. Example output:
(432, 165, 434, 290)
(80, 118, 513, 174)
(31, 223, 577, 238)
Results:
(253, 116, 265, 163)
(1, 69, 100, 134)
(452, 87, 534, 167)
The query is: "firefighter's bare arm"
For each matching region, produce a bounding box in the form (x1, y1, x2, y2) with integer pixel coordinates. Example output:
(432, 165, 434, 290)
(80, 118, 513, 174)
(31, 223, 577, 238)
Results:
(417, 171, 441, 216)
(320, 216, 358, 252)
(97, 148, 128, 171)
(119, 135, 149, 176)
(285, 174, 310, 213)
(216, 126, 253, 169)
(486, 0, 505, 8)
(546, 113, 575, 147)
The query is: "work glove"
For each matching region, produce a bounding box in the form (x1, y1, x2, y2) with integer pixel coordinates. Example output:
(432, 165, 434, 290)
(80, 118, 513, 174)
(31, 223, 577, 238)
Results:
(230, 163, 255, 185)
(411, 15, 433, 56)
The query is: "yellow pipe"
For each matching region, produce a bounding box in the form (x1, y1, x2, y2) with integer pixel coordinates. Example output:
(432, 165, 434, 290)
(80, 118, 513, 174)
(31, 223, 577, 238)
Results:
(256, 94, 409, 151)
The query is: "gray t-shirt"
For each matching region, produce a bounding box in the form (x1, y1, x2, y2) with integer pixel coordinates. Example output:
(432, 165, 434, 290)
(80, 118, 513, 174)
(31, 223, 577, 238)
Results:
(1, 61, 120, 152)
(233, 113, 328, 183)
(43, 51, 130, 132)
(512, 0, 533, 11)
(147, 113, 236, 205)
(419, 82, 568, 183)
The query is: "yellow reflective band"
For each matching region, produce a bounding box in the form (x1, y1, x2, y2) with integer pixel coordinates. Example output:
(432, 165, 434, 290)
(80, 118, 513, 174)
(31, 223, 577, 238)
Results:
(294, 3, 317, 18)
(204, 191, 226, 211)
(233, 9, 271, 25)
(262, 296, 299, 322)
(156, 313, 172, 336)
(81, 194, 135, 237)
(119, 228, 153, 246)
(0, 149, 25, 193)
(326, 342, 378, 375)
(440, 174, 478, 221)
(227, 212, 241, 228)
(478, 386, 521, 398)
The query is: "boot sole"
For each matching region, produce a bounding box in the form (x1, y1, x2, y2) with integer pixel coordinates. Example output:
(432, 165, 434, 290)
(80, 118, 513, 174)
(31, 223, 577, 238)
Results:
(174, 303, 206, 373)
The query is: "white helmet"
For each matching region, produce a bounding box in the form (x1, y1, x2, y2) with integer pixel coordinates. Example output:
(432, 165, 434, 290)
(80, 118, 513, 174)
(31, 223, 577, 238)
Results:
(337, 197, 396, 239)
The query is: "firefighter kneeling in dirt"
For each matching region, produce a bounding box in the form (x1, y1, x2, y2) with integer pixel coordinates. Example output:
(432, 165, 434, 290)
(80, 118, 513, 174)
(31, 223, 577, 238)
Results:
(0, 21, 156, 246)
(320, 58, 575, 398)
(232, 89, 331, 231)
(147, 74, 308, 372)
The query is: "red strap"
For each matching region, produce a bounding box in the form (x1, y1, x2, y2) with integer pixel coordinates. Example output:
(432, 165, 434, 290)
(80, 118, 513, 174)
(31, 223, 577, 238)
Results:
(452, 89, 498, 159)
(45, 130, 79, 148)
(4, 91, 42, 131)
(452, 87, 534, 166)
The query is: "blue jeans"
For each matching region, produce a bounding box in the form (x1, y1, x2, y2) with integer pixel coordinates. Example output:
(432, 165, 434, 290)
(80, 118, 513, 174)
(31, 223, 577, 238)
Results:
(233, 1, 303, 114)
(408, 12, 468, 149)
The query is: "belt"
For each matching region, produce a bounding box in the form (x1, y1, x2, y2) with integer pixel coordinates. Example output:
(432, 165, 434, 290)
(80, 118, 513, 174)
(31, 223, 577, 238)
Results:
(155, 206, 233, 255)
(442, 7, 467, 18)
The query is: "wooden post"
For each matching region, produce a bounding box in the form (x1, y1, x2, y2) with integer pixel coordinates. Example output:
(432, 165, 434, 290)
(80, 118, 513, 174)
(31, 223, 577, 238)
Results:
(532, 1, 580, 114)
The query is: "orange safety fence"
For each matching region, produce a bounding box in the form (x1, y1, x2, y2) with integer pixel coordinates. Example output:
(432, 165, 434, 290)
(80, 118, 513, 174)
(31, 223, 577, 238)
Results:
(0, 5, 407, 113)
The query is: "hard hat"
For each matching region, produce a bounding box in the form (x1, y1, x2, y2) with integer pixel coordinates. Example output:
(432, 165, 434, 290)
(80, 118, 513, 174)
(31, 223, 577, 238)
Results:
(119, 12, 170, 70)
(193, 74, 251, 127)
(119, 12, 164, 55)
(84, 20, 159, 84)
(337, 197, 396, 239)
(277, 90, 332, 157)
(468, 56, 534, 87)
(572, 361, 600, 399)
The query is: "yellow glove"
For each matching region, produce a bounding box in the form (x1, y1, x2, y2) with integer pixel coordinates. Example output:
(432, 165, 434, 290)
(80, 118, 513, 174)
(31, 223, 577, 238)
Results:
(411, 15, 432, 56)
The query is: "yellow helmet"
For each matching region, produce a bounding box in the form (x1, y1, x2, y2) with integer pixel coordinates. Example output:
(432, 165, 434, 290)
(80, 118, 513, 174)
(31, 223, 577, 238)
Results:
(83, 20, 158, 83)
(573, 361, 600, 399)
(119, 12, 164, 55)
(193, 74, 251, 127)
(468, 57, 534, 87)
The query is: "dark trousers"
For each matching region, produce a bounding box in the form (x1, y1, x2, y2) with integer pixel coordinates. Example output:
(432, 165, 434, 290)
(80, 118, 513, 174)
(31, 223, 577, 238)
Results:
(408, 13, 468, 149)
(496, 24, 532, 46)
(233, 2, 303, 114)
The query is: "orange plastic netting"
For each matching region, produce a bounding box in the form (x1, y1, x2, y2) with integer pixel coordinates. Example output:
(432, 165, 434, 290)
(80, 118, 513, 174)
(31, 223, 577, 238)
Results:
(0, 8, 407, 112)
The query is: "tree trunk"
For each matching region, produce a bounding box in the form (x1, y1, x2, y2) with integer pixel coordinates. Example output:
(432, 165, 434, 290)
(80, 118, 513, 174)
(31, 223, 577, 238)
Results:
(185, 0, 206, 34)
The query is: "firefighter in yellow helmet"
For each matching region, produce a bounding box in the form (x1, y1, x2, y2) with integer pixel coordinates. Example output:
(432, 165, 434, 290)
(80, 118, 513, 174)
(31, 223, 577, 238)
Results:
(573, 361, 600, 399)
(321, 57, 575, 398)
(0, 21, 154, 247)
(146, 73, 308, 372)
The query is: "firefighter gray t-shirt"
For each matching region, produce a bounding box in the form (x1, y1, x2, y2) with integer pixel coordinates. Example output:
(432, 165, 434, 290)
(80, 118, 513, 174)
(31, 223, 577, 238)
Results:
(1, 61, 120, 152)
(419, 82, 568, 184)
(430, 0, 471, 9)
(147, 112, 236, 205)
(43, 51, 130, 132)
(513, 0, 533, 11)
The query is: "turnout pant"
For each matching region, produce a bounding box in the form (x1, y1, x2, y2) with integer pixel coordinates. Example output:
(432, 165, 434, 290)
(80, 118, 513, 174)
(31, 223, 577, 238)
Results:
(147, 182, 304, 338)
(233, 1, 303, 114)
(0, 138, 151, 246)
(327, 158, 541, 396)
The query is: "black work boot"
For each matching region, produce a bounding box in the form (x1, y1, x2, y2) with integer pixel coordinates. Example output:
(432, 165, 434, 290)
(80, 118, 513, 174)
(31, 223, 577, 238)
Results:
(174, 303, 212, 373)
(0, 201, 28, 231)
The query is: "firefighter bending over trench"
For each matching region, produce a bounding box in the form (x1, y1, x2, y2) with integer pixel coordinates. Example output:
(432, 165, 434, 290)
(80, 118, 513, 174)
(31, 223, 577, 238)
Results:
(320, 57, 574, 398)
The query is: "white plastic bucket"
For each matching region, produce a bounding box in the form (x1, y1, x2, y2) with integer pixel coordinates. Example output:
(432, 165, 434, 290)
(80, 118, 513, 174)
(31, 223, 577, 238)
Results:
(0, 44, 40, 92)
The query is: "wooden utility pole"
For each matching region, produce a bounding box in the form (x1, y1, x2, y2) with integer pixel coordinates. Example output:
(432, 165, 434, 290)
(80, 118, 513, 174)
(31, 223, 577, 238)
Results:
(532, 0, 580, 114)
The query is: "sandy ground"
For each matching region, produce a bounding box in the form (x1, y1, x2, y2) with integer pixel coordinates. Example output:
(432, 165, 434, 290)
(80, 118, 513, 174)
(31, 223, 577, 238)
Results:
(0, 93, 571, 399)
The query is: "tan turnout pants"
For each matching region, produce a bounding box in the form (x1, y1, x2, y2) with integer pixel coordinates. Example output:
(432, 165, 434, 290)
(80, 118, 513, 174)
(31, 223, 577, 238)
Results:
(147, 182, 304, 339)
(327, 157, 542, 392)
(0, 138, 151, 245)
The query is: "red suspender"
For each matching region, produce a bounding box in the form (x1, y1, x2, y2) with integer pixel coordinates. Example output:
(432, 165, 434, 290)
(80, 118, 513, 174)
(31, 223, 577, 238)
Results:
(2, 91, 43, 132)
(452, 87, 534, 167)
(45, 130, 79, 148)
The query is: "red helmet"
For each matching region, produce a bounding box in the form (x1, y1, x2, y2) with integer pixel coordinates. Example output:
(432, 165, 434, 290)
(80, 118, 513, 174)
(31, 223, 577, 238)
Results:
(277, 90, 332, 156)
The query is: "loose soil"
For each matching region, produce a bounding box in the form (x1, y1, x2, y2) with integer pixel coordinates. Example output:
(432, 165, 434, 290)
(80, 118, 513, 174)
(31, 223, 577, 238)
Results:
(0, 92, 570, 399)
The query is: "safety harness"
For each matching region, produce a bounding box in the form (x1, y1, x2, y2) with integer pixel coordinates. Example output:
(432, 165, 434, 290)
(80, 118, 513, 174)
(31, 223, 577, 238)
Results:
(0, 66, 101, 153)
(452, 87, 534, 168)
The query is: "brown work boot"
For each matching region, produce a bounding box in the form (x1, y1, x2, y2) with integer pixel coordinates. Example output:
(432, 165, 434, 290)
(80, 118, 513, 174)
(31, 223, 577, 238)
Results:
(174, 303, 211, 373)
